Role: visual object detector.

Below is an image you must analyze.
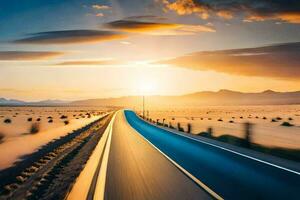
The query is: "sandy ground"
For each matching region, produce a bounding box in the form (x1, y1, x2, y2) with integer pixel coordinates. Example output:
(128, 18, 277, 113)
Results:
(0, 113, 113, 200)
(145, 105, 300, 149)
(0, 107, 109, 170)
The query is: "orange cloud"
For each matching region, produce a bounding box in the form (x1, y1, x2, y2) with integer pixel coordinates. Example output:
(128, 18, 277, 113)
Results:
(175, 24, 215, 34)
(162, 0, 210, 19)
(54, 59, 124, 66)
(103, 20, 215, 35)
(158, 0, 300, 23)
(245, 12, 300, 24)
(157, 42, 300, 80)
(96, 13, 104, 17)
(217, 10, 234, 19)
(92, 4, 111, 10)
(124, 15, 168, 21)
(104, 20, 180, 32)
(13, 30, 127, 44)
(0, 51, 63, 60)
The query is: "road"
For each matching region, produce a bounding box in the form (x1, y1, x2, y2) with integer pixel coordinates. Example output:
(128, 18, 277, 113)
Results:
(104, 111, 211, 200)
(124, 110, 300, 200)
(68, 110, 300, 200)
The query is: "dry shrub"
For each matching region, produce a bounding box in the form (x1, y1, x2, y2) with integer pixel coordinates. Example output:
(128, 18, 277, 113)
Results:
(4, 118, 11, 123)
(0, 133, 4, 143)
(60, 115, 68, 119)
(30, 123, 40, 134)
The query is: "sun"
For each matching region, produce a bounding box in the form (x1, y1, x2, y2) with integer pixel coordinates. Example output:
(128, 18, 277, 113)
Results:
(138, 81, 157, 96)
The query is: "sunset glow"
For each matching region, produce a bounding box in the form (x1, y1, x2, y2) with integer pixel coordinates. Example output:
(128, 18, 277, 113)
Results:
(0, 0, 299, 101)
(0, 1, 299, 199)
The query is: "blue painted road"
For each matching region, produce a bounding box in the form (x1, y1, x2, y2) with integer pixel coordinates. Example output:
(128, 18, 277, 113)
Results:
(125, 110, 300, 200)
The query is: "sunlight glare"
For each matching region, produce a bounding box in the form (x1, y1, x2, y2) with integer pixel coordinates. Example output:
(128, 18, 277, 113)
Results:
(138, 81, 157, 96)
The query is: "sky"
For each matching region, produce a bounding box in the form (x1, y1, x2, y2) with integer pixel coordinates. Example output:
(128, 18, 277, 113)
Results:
(0, 0, 299, 100)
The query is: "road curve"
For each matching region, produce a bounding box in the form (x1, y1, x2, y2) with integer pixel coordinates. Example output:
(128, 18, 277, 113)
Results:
(104, 111, 211, 200)
(124, 110, 300, 200)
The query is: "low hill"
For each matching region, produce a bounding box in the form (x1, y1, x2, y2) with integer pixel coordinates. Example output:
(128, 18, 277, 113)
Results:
(1, 90, 299, 107)
(71, 90, 300, 108)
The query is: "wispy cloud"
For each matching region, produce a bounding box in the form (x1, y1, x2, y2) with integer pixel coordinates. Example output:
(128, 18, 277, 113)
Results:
(103, 20, 180, 32)
(92, 4, 111, 10)
(53, 59, 125, 66)
(13, 30, 127, 44)
(0, 51, 63, 60)
(157, 0, 300, 23)
(124, 15, 168, 21)
(157, 42, 300, 79)
(95, 13, 104, 17)
(120, 41, 131, 45)
(103, 19, 215, 35)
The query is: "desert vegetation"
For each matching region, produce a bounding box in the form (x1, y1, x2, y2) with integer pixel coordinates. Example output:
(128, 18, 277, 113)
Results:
(146, 105, 300, 151)
(0, 114, 109, 199)
(60, 115, 68, 119)
(281, 122, 294, 127)
(29, 123, 40, 134)
(0, 133, 4, 143)
(3, 118, 11, 124)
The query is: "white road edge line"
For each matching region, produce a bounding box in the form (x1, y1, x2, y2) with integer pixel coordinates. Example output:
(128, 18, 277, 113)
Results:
(124, 111, 224, 200)
(66, 113, 113, 200)
(166, 126, 300, 175)
(93, 112, 116, 200)
(140, 115, 300, 176)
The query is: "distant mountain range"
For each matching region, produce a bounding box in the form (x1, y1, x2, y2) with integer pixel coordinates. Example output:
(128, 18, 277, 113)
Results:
(0, 98, 69, 106)
(1, 90, 300, 107)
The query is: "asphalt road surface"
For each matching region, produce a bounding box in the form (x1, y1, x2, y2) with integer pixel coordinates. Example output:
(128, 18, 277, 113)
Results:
(124, 110, 300, 200)
(104, 111, 212, 200)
